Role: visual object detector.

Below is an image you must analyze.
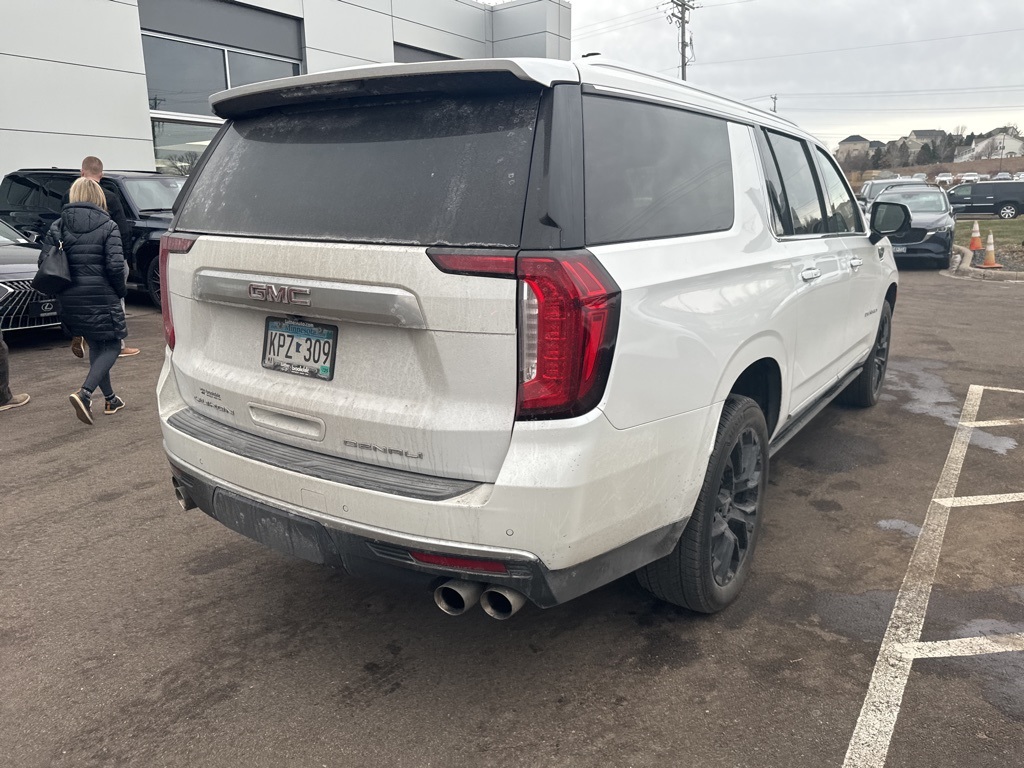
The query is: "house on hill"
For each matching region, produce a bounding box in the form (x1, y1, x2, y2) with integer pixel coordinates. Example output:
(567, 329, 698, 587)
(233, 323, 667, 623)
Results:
(836, 134, 870, 159)
(955, 132, 1024, 162)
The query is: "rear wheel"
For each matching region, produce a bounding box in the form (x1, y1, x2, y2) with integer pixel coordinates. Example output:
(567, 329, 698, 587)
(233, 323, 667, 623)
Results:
(998, 202, 1018, 219)
(637, 395, 768, 613)
(145, 257, 161, 307)
(839, 301, 892, 408)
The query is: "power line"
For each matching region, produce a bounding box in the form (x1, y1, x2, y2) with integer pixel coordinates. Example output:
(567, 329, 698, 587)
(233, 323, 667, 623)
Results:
(574, 11, 665, 40)
(693, 26, 1024, 66)
(744, 85, 1024, 101)
(783, 105, 1024, 113)
(573, 5, 660, 32)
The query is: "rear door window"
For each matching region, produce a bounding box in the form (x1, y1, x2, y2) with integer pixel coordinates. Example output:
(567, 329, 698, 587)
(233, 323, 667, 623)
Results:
(175, 91, 542, 248)
(766, 131, 826, 236)
(0, 176, 39, 208)
(582, 95, 734, 245)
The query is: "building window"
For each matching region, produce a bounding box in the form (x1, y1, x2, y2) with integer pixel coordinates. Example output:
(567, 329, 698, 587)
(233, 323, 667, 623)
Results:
(152, 119, 222, 175)
(142, 32, 299, 116)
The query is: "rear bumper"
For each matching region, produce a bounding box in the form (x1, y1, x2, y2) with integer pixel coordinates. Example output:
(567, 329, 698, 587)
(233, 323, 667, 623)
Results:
(168, 458, 685, 607)
(158, 351, 716, 606)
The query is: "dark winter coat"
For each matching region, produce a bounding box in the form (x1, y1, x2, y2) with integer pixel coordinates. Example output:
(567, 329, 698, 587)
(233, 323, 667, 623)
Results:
(42, 203, 127, 340)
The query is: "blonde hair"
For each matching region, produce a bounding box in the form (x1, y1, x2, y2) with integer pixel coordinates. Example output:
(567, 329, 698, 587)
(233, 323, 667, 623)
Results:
(69, 177, 107, 210)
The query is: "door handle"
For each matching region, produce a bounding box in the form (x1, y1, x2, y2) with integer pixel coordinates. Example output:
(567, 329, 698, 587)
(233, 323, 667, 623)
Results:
(849, 257, 864, 269)
(801, 267, 821, 282)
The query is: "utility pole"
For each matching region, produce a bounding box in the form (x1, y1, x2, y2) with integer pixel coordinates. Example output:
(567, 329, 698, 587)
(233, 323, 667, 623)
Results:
(665, 1, 697, 81)
(770, 94, 778, 113)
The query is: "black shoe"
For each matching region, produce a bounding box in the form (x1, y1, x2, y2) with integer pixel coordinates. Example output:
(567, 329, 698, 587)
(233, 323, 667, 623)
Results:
(70, 390, 94, 425)
(104, 395, 126, 415)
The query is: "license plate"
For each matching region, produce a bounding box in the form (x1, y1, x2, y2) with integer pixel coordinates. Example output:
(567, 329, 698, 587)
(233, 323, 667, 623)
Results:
(262, 317, 338, 381)
(29, 299, 59, 318)
(892, 245, 907, 253)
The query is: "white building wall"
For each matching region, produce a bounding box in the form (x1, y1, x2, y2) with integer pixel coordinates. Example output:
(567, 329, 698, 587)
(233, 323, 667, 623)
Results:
(0, 0, 569, 177)
(0, 0, 155, 176)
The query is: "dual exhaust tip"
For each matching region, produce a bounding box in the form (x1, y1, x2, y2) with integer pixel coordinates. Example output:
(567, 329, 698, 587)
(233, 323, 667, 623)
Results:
(172, 477, 524, 618)
(434, 579, 526, 620)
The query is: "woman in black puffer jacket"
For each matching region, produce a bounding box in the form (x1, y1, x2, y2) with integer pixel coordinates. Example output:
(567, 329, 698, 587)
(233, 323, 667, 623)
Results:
(42, 177, 128, 425)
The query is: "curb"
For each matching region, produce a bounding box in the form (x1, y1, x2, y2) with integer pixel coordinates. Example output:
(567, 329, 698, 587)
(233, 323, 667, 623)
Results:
(944, 245, 1024, 282)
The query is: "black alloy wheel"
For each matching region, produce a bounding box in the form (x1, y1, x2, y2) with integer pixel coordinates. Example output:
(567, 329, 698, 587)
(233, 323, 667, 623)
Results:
(636, 395, 769, 613)
(146, 257, 161, 307)
(839, 301, 893, 408)
(709, 426, 763, 587)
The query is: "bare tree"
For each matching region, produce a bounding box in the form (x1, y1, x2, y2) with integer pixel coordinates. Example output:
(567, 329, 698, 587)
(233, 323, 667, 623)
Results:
(165, 152, 199, 176)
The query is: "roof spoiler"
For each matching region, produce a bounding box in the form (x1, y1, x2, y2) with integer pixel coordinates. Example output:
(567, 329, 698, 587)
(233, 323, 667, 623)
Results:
(211, 58, 580, 119)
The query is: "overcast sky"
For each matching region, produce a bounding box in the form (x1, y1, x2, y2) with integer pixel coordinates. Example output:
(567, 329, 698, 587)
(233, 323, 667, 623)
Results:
(569, 0, 1024, 148)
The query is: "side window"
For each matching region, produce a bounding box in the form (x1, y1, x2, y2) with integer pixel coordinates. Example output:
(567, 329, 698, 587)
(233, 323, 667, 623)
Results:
(948, 185, 971, 199)
(754, 127, 792, 235)
(0, 176, 39, 207)
(766, 131, 826, 236)
(583, 95, 734, 245)
(40, 176, 73, 212)
(814, 148, 862, 233)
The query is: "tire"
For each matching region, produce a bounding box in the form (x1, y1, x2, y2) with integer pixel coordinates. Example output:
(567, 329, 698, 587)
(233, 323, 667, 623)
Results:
(998, 202, 1018, 220)
(838, 301, 892, 408)
(145, 256, 161, 307)
(637, 395, 768, 613)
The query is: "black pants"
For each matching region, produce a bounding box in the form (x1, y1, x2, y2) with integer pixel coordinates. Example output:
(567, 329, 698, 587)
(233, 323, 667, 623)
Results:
(0, 329, 11, 405)
(83, 337, 120, 399)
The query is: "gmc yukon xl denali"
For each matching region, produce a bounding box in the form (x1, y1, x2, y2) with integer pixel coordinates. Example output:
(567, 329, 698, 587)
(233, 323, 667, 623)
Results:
(158, 58, 910, 619)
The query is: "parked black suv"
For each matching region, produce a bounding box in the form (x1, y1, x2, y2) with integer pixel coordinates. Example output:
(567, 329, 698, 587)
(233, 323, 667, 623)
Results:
(947, 180, 1024, 219)
(874, 184, 955, 269)
(0, 169, 186, 304)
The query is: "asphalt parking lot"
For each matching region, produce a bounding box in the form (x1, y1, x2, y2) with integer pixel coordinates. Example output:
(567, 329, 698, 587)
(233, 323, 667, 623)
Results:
(1, 269, 1022, 768)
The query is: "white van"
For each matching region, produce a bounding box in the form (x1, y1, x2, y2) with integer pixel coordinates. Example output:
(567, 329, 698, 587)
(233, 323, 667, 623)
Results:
(158, 58, 909, 619)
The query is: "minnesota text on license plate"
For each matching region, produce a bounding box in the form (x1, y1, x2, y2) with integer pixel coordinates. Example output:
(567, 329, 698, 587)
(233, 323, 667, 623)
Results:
(262, 318, 338, 381)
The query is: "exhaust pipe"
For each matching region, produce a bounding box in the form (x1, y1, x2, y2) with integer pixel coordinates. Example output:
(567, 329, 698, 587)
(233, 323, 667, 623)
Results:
(433, 580, 483, 616)
(171, 478, 197, 511)
(480, 585, 527, 620)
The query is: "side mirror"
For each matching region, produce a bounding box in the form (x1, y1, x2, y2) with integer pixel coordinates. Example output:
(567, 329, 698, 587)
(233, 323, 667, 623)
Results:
(869, 201, 912, 245)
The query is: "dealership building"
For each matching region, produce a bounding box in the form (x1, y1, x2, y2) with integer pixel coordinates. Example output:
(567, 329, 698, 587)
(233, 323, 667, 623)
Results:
(1, 0, 572, 176)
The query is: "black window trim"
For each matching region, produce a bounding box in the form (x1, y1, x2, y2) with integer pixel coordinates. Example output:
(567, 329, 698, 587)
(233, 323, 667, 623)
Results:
(753, 126, 793, 238)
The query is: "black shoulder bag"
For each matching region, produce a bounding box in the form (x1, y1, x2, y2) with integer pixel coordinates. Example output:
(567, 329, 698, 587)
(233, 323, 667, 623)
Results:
(32, 232, 72, 295)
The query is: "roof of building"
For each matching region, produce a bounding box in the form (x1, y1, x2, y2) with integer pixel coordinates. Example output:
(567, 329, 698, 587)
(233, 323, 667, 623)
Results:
(839, 134, 869, 144)
(910, 129, 945, 140)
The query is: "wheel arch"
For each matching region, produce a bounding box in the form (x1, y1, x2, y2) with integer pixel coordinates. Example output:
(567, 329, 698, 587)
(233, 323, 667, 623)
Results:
(713, 333, 786, 438)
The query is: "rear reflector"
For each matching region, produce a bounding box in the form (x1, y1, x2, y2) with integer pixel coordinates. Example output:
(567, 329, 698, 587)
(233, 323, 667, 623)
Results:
(410, 551, 509, 574)
(159, 233, 198, 350)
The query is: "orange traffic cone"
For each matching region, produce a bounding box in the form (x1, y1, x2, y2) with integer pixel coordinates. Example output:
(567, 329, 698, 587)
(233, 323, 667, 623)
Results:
(968, 220, 982, 251)
(979, 231, 1003, 269)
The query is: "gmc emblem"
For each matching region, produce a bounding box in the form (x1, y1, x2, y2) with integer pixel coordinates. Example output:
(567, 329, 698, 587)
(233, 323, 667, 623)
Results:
(247, 283, 311, 306)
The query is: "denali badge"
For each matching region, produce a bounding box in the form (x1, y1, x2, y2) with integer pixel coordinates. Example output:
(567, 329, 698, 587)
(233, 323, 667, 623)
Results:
(248, 283, 311, 306)
(344, 440, 423, 460)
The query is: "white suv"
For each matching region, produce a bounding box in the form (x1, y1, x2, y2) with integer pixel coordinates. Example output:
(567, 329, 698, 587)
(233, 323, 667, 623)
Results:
(158, 58, 909, 619)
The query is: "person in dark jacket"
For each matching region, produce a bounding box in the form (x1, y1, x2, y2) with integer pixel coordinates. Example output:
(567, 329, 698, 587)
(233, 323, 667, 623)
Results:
(61, 156, 141, 359)
(43, 177, 128, 425)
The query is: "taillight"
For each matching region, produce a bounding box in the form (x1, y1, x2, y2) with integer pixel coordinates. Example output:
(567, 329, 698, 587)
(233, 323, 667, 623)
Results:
(158, 233, 198, 350)
(516, 250, 620, 419)
(426, 247, 620, 420)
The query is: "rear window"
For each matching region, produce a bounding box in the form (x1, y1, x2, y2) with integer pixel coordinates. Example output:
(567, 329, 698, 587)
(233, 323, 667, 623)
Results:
(175, 91, 541, 247)
(583, 95, 734, 245)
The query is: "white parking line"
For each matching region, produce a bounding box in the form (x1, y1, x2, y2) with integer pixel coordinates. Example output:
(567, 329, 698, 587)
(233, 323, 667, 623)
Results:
(934, 492, 1024, 508)
(838, 381, 1024, 767)
(902, 633, 1024, 659)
